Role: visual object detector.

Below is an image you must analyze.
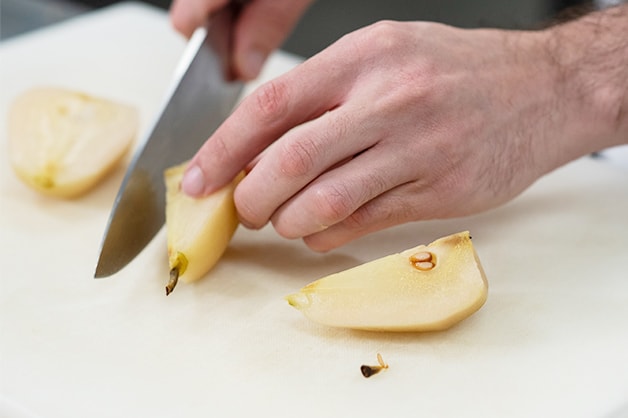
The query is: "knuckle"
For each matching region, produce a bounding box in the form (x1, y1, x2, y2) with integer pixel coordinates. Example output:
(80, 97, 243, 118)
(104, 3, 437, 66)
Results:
(208, 133, 232, 165)
(277, 137, 320, 178)
(327, 111, 352, 143)
(253, 79, 290, 125)
(334, 20, 403, 67)
(361, 169, 389, 198)
(270, 215, 299, 240)
(277, 111, 352, 178)
(313, 183, 355, 226)
(361, 20, 403, 52)
(341, 206, 372, 230)
(341, 190, 392, 230)
(368, 20, 398, 37)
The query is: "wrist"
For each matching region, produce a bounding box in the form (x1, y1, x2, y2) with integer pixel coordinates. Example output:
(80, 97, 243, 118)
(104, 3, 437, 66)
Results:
(544, 5, 628, 155)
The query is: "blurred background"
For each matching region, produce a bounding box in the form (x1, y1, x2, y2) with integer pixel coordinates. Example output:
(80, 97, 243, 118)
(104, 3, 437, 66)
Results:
(1, 0, 592, 57)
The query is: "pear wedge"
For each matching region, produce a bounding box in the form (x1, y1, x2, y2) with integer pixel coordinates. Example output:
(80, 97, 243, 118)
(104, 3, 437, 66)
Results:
(164, 162, 243, 295)
(8, 87, 138, 198)
(286, 231, 488, 332)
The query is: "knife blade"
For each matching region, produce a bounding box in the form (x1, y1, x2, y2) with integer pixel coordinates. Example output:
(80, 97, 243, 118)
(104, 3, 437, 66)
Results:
(94, 8, 244, 278)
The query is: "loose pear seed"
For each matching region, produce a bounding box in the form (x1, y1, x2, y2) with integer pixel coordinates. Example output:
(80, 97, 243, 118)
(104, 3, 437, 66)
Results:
(360, 353, 389, 378)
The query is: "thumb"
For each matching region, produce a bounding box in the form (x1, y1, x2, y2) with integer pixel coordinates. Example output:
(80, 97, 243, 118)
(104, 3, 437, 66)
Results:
(233, 0, 314, 80)
(170, 0, 230, 38)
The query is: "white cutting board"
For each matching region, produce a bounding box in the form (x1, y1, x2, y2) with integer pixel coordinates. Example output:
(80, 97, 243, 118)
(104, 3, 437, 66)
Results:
(1, 3, 627, 418)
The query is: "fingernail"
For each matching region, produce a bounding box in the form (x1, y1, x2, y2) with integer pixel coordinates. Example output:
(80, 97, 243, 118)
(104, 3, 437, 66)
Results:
(181, 165, 205, 196)
(243, 48, 265, 79)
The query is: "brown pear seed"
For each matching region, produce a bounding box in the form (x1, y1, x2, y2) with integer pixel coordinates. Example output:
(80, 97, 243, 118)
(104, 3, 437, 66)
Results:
(410, 251, 435, 271)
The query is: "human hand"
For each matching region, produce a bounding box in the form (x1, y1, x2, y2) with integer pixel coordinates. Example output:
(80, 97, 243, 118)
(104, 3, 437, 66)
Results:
(170, 0, 313, 79)
(181, 13, 628, 251)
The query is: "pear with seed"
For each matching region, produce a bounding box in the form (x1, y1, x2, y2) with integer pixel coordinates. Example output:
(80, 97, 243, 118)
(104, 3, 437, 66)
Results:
(164, 162, 243, 295)
(286, 231, 488, 332)
(8, 87, 138, 198)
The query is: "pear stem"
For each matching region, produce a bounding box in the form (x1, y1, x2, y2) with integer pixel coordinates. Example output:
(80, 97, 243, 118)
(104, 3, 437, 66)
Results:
(165, 267, 179, 296)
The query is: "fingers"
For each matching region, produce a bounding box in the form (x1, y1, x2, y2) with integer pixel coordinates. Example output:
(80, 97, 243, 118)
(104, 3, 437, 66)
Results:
(232, 106, 383, 230)
(170, 0, 229, 38)
(266, 140, 419, 239)
(181, 53, 353, 198)
(301, 182, 441, 252)
(233, 0, 314, 79)
(170, 0, 313, 79)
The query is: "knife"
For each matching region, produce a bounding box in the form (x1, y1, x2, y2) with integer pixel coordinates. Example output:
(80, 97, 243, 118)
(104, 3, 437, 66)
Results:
(94, 6, 244, 278)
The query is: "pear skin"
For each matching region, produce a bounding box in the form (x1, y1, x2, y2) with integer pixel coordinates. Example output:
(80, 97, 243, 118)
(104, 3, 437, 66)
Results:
(164, 162, 243, 294)
(286, 231, 488, 332)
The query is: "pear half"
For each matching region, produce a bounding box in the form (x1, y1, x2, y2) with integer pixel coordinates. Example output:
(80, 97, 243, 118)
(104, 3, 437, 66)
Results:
(286, 231, 488, 332)
(164, 162, 243, 295)
(8, 87, 138, 198)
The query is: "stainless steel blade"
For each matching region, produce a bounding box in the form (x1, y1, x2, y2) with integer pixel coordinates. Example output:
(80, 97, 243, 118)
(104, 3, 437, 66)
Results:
(94, 13, 243, 278)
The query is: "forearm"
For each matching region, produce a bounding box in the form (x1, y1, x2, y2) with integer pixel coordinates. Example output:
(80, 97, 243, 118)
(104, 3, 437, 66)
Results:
(547, 4, 628, 153)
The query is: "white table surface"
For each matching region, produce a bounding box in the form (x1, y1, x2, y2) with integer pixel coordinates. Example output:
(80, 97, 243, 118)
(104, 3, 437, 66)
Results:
(1, 3, 627, 418)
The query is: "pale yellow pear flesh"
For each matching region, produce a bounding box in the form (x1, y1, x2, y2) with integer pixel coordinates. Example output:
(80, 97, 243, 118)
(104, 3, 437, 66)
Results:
(164, 162, 243, 289)
(8, 87, 138, 198)
(286, 231, 488, 332)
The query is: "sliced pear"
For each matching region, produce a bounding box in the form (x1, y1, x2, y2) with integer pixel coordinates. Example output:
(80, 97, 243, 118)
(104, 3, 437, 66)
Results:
(8, 87, 139, 198)
(164, 162, 243, 295)
(286, 231, 488, 332)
